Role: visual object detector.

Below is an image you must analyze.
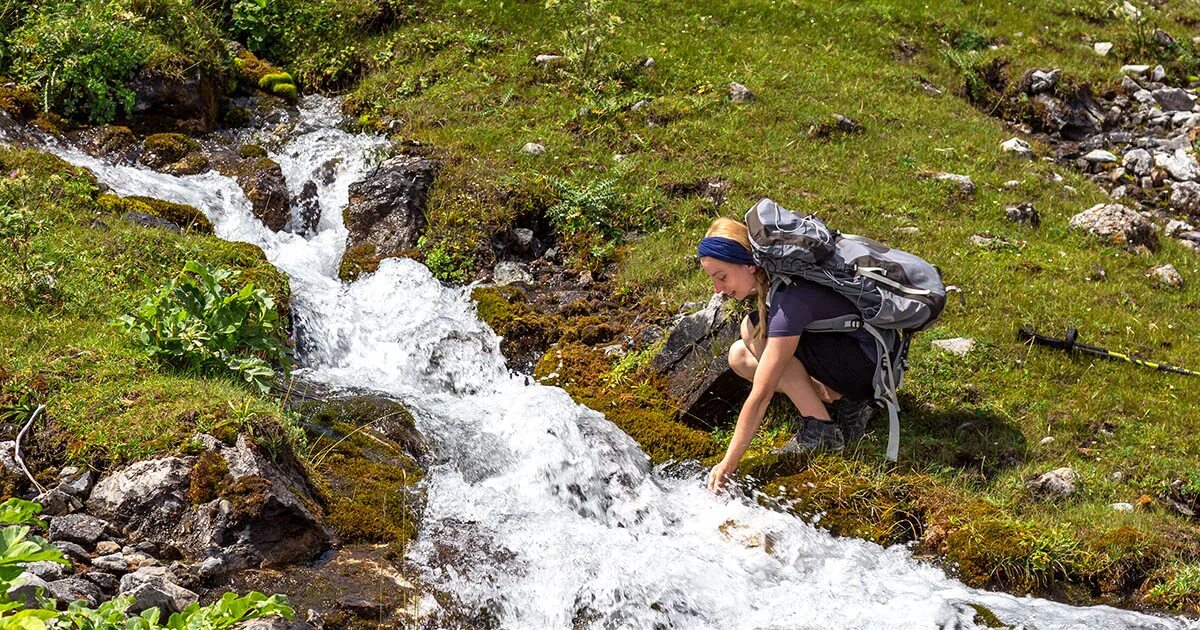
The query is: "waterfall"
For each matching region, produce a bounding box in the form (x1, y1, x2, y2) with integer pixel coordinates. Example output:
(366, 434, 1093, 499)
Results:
(39, 96, 1200, 630)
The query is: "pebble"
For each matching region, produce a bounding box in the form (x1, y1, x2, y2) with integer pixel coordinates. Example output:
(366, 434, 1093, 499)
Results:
(1111, 502, 1135, 513)
(521, 142, 546, 155)
(1000, 137, 1033, 159)
(931, 337, 974, 356)
(1039, 436, 1055, 446)
(1148, 263, 1184, 289)
(1093, 42, 1114, 56)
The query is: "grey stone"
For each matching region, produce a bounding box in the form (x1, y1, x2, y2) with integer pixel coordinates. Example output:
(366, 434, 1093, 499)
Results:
(1152, 65, 1167, 82)
(1002, 179, 1021, 189)
(1069, 203, 1158, 249)
(511, 228, 534, 250)
(930, 337, 974, 356)
(1029, 69, 1060, 93)
(1093, 42, 1113, 56)
(84, 571, 119, 593)
(26, 560, 69, 582)
(651, 294, 748, 429)
(95, 540, 121, 555)
(643, 57, 655, 69)
(521, 142, 546, 155)
(87, 457, 191, 547)
(1133, 89, 1156, 106)
(894, 226, 921, 235)
(342, 156, 440, 261)
(196, 556, 225, 579)
(1121, 76, 1142, 93)
(1182, 231, 1200, 243)
(1026, 467, 1079, 498)
(630, 99, 650, 112)
(1120, 64, 1150, 76)
(53, 541, 89, 562)
(1005, 203, 1040, 227)
(728, 81, 754, 104)
(1122, 148, 1153, 177)
(7, 573, 50, 606)
(1110, 185, 1127, 199)
(1148, 264, 1184, 288)
(1154, 87, 1195, 111)
(534, 54, 563, 67)
(1154, 134, 1192, 152)
(49, 513, 109, 546)
(1000, 137, 1033, 159)
(1156, 149, 1200, 181)
(493, 261, 533, 286)
(58, 469, 95, 498)
(37, 488, 83, 516)
(92, 553, 130, 573)
(1111, 502, 1135, 512)
(1165, 219, 1194, 237)
(190, 433, 223, 452)
(46, 576, 103, 607)
(932, 172, 975, 195)
(1082, 149, 1118, 163)
(125, 580, 199, 615)
(1170, 181, 1200, 214)
(1039, 436, 1055, 445)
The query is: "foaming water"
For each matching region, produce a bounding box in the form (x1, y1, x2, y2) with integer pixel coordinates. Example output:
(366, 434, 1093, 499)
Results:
(42, 97, 1200, 630)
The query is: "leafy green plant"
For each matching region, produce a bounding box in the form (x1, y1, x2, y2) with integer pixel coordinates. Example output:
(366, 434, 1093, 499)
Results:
(547, 175, 622, 238)
(230, 0, 280, 55)
(543, 0, 623, 88)
(115, 261, 292, 393)
(418, 236, 474, 285)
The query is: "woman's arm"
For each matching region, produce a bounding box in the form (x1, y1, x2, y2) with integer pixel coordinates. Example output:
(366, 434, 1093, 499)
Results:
(707, 334, 800, 493)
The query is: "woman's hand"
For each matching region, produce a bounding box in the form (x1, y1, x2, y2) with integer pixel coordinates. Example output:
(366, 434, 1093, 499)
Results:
(707, 457, 739, 494)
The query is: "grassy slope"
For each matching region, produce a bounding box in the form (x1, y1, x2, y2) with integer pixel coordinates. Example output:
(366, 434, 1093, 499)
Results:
(332, 0, 1200, 609)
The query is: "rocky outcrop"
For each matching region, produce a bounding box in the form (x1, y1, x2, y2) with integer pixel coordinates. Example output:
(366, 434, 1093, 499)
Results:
(650, 295, 749, 429)
(1068, 203, 1158, 250)
(127, 68, 220, 135)
(343, 155, 440, 259)
(211, 154, 291, 232)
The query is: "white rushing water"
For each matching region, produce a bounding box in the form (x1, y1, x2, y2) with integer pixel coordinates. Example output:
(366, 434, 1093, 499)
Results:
(39, 97, 1200, 630)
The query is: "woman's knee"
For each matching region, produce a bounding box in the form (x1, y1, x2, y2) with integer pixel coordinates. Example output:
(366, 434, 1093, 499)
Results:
(728, 340, 755, 379)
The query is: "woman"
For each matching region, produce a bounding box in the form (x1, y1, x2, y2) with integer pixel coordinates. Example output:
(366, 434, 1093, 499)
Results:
(699, 217, 877, 493)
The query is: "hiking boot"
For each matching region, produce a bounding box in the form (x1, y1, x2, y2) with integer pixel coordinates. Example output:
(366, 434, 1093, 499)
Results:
(830, 397, 876, 443)
(774, 416, 844, 454)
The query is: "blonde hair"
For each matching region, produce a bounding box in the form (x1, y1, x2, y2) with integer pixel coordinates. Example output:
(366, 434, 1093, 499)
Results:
(704, 218, 769, 343)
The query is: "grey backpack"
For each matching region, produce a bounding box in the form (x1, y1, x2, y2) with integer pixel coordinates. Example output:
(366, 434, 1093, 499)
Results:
(744, 198, 948, 461)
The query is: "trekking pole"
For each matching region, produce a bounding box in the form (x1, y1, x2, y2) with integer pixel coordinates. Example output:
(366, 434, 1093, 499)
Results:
(1018, 326, 1200, 377)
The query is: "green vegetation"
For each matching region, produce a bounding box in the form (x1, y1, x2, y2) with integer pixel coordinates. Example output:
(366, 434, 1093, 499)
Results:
(0, 498, 295, 628)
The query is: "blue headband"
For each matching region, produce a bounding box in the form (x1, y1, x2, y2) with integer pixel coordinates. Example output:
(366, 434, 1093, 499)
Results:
(698, 237, 756, 266)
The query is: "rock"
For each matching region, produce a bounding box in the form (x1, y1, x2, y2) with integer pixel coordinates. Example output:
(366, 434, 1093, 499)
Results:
(970, 233, 1019, 249)
(1133, 89, 1156, 106)
(511, 228, 535, 251)
(1155, 149, 1200, 181)
(46, 576, 103, 607)
(53, 541, 89, 563)
(83, 571, 119, 593)
(931, 337, 974, 356)
(894, 226, 921, 235)
(49, 513, 110, 546)
(1148, 264, 1184, 288)
(834, 114, 863, 133)
(1121, 76, 1143, 93)
(493, 261, 533, 285)
(92, 553, 130, 573)
(630, 99, 650, 112)
(644, 57, 656, 69)
(129, 68, 219, 134)
(122, 211, 181, 233)
(243, 160, 290, 232)
(1122, 148, 1153, 177)
(1082, 149, 1118, 163)
(1000, 137, 1033, 159)
(196, 556, 225, 579)
(728, 82, 754, 104)
(932, 172, 975, 195)
(292, 181, 321, 236)
(1026, 467, 1079, 498)
(96, 540, 121, 555)
(1039, 436, 1055, 446)
(1110, 185, 1127, 199)
(1153, 87, 1195, 112)
(58, 469, 95, 498)
(87, 457, 191, 548)
(69, 125, 136, 158)
(651, 294, 748, 428)
(37, 488, 83, 516)
(534, 54, 563, 67)
(1002, 179, 1021, 189)
(120, 567, 198, 614)
(1028, 68, 1060, 94)
(1005, 203, 1040, 227)
(7, 573, 49, 606)
(26, 560, 69, 582)
(1170, 181, 1200, 214)
(1069, 203, 1158, 249)
(521, 142, 546, 155)
(1152, 65, 1168, 82)
(1112, 502, 1135, 512)
(343, 156, 440, 260)
(1120, 64, 1150, 76)
(1165, 219, 1194, 237)
(1093, 42, 1113, 56)
(338, 595, 387, 619)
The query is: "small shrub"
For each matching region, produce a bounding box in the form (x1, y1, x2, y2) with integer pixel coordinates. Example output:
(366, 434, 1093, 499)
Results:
(115, 260, 292, 393)
(419, 236, 475, 285)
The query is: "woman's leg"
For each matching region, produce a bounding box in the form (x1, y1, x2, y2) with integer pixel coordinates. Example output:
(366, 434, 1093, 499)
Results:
(727, 316, 834, 420)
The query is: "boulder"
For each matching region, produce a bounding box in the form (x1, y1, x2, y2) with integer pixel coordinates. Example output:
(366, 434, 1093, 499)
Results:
(7, 573, 49, 606)
(119, 566, 198, 614)
(87, 457, 192, 548)
(1122, 148, 1153, 177)
(1148, 264, 1184, 289)
(343, 156, 440, 260)
(292, 181, 321, 236)
(1170, 181, 1200, 215)
(46, 576, 103, 607)
(1152, 87, 1195, 112)
(37, 488, 83, 516)
(1026, 467, 1079, 498)
(651, 295, 749, 428)
(211, 154, 291, 232)
(49, 513, 111, 546)
(1030, 91, 1104, 140)
(1154, 149, 1200, 181)
(1026, 68, 1060, 94)
(128, 68, 220, 135)
(25, 560, 69, 582)
(1068, 203, 1158, 249)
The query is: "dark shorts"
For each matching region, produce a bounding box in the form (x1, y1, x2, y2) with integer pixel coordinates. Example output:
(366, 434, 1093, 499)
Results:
(747, 312, 876, 400)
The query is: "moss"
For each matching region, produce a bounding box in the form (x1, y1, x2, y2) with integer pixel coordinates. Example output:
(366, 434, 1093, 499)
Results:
(163, 152, 210, 176)
(271, 83, 298, 101)
(0, 82, 39, 120)
(143, 133, 200, 165)
(223, 475, 275, 520)
(471, 286, 564, 365)
(233, 50, 285, 90)
(223, 106, 252, 128)
(968, 604, 1011, 628)
(30, 111, 69, 137)
(238, 144, 269, 159)
(96, 194, 213, 233)
(258, 72, 295, 92)
(337, 243, 383, 282)
(187, 450, 231, 505)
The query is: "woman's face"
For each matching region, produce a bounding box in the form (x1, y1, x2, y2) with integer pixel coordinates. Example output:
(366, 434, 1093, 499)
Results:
(700, 257, 758, 300)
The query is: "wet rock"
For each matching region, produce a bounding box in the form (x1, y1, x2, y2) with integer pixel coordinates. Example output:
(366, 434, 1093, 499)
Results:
(49, 513, 110, 546)
(1155, 149, 1200, 181)
(343, 155, 440, 260)
(1026, 466, 1078, 498)
(129, 68, 219, 134)
(120, 566, 198, 614)
(1153, 87, 1195, 112)
(1068, 203, 1157, 249)
(7, 573, 49, 605)
(1122, 148, 1153, 177)
(292, 181, 321, 236)
(1000, 137, 1033, 159)
(1169, 181, 1200, 214)
(493, 261, 533, 285)
(1148, 264, 1184, 288)
(728, 82, 754, 103)
(511, 227, 535, 252)
(26, 560, 69, 582)
(122, 211, 182, 233)
(931, 337, 974, 356)
(69, 125, 136, 158)
(87, 457, 191, 548)
(243, 160, 290, 231)
(1004, 203, 1040, 227)
(338, 595, 387, 618)
(46, 576, 103, 607)
(521, 142, 546, 155)
(651, 295, 748, 428)
(932, 172, 975, 195)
